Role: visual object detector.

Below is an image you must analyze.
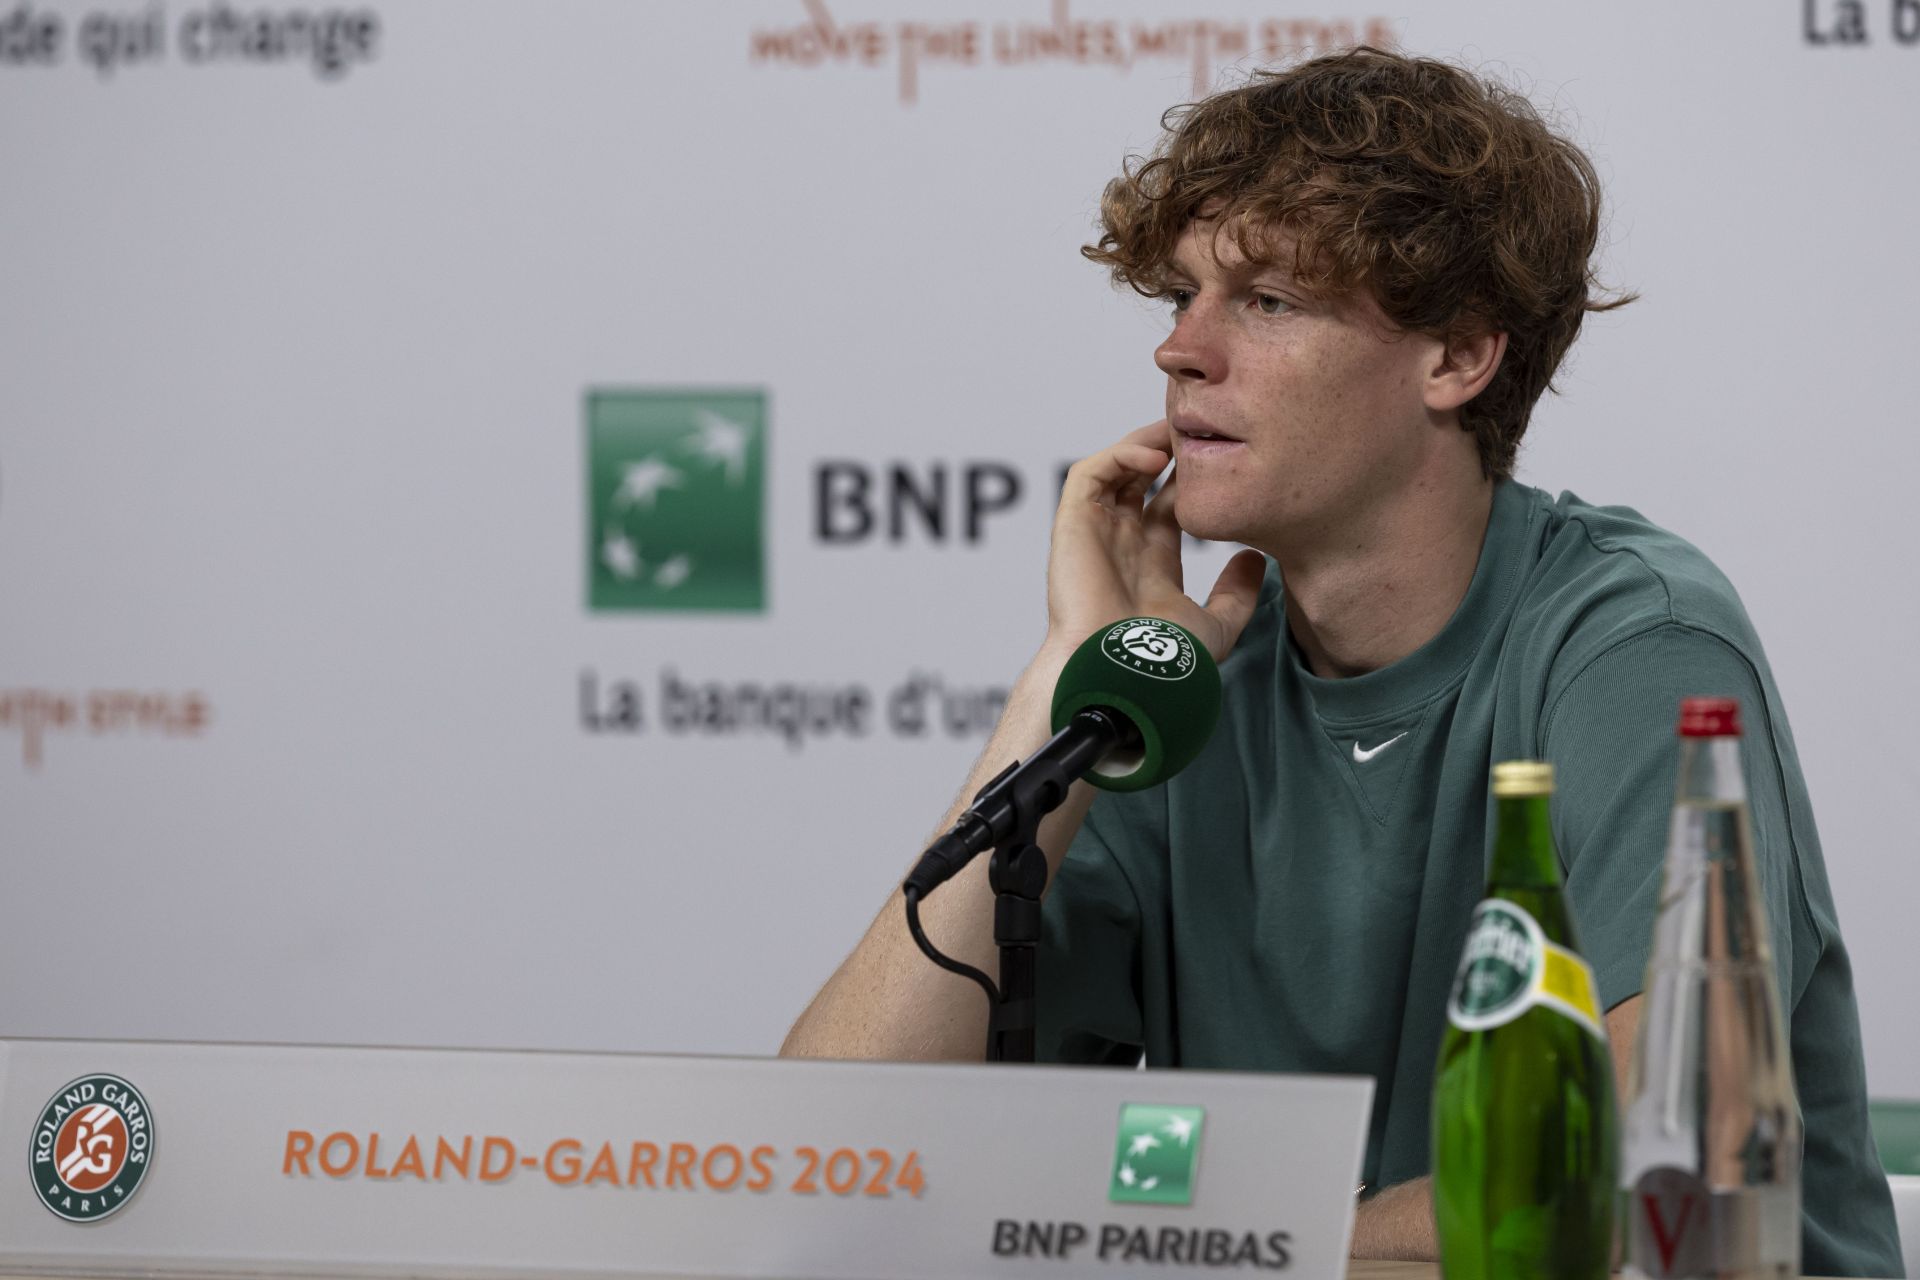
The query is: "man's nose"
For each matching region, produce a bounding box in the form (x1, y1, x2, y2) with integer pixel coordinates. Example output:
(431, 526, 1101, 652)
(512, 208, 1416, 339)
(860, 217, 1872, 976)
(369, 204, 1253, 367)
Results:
(1154, 308, 1225, 383)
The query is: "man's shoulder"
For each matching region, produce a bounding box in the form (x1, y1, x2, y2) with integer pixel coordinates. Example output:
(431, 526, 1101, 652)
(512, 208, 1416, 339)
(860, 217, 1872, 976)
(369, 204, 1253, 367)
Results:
(1510, 485, 1766, 682)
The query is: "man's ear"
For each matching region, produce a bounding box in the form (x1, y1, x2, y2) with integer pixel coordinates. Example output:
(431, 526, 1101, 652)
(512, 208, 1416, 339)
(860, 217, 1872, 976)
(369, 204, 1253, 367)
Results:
(1424, 329, 1507, 415)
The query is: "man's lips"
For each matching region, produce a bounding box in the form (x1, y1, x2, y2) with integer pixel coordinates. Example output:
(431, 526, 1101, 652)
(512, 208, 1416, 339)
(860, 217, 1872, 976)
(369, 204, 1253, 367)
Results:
(1171, 417, 1245, 445)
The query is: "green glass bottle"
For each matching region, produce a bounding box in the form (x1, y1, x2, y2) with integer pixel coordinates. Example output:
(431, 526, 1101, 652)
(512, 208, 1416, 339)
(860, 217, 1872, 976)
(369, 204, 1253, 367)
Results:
(1432, 760, 1619, 1278)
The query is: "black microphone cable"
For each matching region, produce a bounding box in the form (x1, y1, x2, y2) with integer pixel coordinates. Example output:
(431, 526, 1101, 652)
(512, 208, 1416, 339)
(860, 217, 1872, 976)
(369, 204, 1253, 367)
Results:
(902, 884, 1000, 1007)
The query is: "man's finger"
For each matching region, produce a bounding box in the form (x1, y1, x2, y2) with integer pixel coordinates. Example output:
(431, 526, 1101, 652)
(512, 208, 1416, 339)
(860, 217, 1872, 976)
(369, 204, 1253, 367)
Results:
(1060, 422, 1170, 494)
(1063, 443, 1169, 506)
(1112, 449, 1169, 513)
(1118, 419, 1173, 451)
(1142, 465, 1183, 556)
(1201, 549, 1270, 660)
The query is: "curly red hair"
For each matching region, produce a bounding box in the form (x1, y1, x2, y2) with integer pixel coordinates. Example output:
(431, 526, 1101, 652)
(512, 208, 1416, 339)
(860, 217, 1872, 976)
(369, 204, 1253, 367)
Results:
(1084, 47, 1633, 478)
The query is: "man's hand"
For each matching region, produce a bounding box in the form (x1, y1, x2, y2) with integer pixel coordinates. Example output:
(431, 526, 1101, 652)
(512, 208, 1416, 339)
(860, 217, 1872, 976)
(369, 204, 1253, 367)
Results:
(1047, 421, 1268, 662)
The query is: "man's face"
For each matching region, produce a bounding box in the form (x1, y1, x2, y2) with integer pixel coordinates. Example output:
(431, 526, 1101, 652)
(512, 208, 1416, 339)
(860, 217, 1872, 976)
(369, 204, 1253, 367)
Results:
(1155, 220, 1448, 549)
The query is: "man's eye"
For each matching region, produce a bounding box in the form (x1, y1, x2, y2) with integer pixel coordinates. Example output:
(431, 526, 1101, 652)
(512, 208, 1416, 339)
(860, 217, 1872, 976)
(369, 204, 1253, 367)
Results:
(1167, 289, 1193, 313)
(1255, 294, 1292, 316)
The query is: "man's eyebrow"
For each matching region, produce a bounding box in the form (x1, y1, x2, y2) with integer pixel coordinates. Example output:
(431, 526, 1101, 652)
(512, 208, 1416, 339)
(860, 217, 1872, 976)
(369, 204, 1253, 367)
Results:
(1160, 254, 1201, 281)
(1160, 252, 1295, 284)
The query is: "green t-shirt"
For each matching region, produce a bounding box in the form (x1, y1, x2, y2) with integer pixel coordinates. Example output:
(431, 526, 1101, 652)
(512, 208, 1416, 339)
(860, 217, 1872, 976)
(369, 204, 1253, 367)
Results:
(1037, 480, 1902, 1277)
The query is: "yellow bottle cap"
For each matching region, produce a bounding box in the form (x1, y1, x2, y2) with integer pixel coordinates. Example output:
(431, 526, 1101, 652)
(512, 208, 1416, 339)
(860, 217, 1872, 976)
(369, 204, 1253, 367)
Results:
(1491, 760, 1555, 796)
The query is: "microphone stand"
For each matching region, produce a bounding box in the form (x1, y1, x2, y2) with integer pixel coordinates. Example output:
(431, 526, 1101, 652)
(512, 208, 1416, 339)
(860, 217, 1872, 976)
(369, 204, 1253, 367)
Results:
(900, 708, 1133, 1063)
(973, 711, 1128, 1064)
(984, 779, 1047, 1063)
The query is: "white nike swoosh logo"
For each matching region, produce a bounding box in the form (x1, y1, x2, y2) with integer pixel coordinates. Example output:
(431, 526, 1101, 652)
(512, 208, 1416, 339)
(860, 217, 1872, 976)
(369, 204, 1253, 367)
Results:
(1352, 733, 1408, 764)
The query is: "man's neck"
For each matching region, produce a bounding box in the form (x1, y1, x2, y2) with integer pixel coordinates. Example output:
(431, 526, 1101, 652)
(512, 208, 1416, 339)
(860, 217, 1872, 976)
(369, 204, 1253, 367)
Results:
(1271, 474, 1497, 681)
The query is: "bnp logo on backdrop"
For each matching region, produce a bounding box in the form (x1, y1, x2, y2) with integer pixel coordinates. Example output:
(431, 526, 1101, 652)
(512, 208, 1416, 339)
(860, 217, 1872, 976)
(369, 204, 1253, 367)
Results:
(1109, 1103, 1205, 1206)
(586, 389, 767, 612)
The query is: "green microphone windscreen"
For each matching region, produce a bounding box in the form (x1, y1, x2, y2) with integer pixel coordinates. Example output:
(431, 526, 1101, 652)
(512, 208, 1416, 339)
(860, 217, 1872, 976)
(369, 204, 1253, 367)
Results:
(1049, 617, 1222, 792)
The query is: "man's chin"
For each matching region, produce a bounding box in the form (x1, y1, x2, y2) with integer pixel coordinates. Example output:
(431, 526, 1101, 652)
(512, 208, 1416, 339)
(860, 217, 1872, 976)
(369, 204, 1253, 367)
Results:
(1173, 497, 1255, 546)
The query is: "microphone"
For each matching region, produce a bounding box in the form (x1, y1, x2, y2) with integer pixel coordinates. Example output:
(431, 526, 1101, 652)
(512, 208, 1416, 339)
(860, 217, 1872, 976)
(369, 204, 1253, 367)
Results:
(903, 617, 1222, 900)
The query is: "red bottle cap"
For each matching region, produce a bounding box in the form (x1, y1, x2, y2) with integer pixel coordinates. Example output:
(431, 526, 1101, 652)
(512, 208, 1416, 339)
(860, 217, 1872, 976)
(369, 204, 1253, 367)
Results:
(1678, 697, 1742, 738)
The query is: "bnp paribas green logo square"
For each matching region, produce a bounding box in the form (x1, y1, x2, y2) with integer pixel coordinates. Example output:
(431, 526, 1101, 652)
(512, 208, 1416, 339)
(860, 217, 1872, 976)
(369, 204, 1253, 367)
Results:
(1109, 1103, 1204, 1206)
(586, 389, 766, 612)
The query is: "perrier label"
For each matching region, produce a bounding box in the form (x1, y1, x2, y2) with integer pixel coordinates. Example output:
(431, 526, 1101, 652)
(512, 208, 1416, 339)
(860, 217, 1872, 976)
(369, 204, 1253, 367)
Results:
(1432, 761, 1618, 1279)
(1449, 899, 1603, 1038)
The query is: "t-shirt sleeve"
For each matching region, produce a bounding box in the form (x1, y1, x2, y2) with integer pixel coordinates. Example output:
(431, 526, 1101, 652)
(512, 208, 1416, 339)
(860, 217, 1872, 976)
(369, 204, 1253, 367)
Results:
(1034, 798, 1146, 1065)
(1541, 623, 1808, 1013)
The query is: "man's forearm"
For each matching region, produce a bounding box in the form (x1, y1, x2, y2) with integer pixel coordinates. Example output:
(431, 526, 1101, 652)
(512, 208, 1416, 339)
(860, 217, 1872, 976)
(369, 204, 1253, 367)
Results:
(780, 642, 1095, 1062)
(1350, 1177, 1436, 1261)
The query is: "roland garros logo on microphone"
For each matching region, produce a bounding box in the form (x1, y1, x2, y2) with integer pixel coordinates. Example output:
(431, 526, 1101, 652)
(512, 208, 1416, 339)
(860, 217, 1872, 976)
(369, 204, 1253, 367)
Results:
(29, 1074, 155, 1222)
(1099, 618, 1197, 681)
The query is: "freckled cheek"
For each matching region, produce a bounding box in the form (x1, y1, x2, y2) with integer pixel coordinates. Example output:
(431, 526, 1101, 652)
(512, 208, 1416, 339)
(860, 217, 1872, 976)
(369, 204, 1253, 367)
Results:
(1247, 361, 1332, 425)
(1312, 350, 1408, 429)
(1243, 343, 1387, 448)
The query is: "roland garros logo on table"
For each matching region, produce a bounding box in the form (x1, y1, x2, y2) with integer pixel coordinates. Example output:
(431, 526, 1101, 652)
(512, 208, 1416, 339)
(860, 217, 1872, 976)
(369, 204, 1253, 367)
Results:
(28, 1074, 155, 1222)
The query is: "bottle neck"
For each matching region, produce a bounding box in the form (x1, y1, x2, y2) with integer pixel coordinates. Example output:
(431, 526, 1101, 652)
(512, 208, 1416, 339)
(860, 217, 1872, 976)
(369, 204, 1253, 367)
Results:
(1675, 736, 1746, 806)
(1488, 793, 1562, 888)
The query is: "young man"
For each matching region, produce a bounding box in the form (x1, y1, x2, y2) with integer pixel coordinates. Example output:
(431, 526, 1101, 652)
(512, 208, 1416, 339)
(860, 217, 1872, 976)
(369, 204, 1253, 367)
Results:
(782, 48, 1901, 1273)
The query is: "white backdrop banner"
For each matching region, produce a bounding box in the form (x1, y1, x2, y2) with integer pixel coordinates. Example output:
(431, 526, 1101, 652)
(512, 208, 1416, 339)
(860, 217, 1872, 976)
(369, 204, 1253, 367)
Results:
(2, 1, 1916, 1094)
